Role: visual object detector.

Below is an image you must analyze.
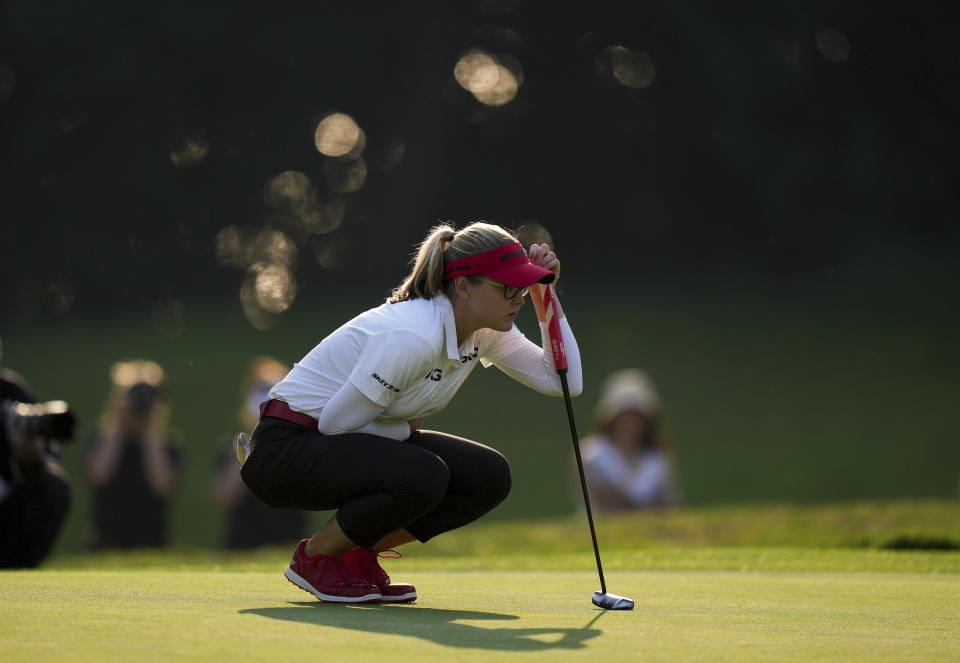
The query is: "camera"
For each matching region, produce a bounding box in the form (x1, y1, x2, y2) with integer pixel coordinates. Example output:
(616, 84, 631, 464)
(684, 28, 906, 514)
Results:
(1, 399, 76, 442)
(126, 382, 158, 414)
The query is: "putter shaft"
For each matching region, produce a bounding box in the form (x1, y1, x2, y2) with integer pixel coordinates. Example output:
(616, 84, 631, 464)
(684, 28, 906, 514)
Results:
(559, 369, 607, 596)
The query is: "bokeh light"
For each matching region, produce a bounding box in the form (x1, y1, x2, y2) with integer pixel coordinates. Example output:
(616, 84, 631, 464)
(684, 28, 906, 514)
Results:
(240, 262, 297, 329)
(816, 27, 851, 63)
(249, 228, 297, 268)
(455, 49, 523, 107)
(263, 170, 340, 238)
(239, 281, 272, 330)
(266, 171, 312, 211)
(597, 46, 655, 89)
(214, 226, 298, 269)
(314, 113, 365, 158)
(253, 263, 296, 313)
(169, 135, 209, 168)
(473, 66, 518, 106)
(217, 226, 300, 329)
(613, 49, 655, 88)
(455, 51, 500, 93)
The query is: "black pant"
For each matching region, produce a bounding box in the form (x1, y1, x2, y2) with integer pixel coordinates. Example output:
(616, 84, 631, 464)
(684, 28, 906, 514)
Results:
(241, 417, 512, 549)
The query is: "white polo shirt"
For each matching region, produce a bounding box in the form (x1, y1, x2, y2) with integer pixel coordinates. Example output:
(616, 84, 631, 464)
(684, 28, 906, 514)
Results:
(269, 293, 580, 430)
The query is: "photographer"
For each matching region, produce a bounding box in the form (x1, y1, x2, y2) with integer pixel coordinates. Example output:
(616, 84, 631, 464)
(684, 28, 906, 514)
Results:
(85, 360, 181, 550)
(0, 358, 73, 568)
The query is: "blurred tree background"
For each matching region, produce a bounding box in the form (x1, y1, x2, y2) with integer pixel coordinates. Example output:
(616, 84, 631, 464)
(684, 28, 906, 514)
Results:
(1, 0, 957, 552)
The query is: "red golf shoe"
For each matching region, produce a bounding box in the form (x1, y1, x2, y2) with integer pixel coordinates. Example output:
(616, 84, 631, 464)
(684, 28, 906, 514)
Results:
(342, 547, 417, 603)
(284, 540, 381, 603)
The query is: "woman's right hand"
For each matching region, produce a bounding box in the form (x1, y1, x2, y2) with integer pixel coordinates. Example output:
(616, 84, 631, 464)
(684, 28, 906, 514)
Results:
(528, 243, 560, 285)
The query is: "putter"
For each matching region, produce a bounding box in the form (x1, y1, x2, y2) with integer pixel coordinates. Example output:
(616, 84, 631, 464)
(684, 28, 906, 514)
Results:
(543, 284, 634, 611)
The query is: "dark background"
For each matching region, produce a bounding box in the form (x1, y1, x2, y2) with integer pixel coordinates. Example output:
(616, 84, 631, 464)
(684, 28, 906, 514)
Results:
(1, 0, 958, 551)
(3, 0, 958, 317)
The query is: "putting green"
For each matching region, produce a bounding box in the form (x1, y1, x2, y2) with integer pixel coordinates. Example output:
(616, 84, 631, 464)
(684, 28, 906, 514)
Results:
(3, 556, 958, 662)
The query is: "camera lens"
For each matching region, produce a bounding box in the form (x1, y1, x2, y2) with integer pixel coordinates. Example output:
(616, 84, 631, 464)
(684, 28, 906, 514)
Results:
(127, 382, 157, 413)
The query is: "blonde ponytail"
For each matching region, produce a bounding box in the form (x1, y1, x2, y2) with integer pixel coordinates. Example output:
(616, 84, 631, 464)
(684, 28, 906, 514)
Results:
(389, 221, 517, 303)
(389, 225, 456, 302)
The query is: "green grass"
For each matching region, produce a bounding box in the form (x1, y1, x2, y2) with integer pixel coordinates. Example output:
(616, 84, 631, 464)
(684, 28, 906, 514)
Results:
(37, 498, 960, 571)
(4, 549, 960, 662)
(415, 500, 960, 554)
(7, 503, 960, 661)
(2, 281, 959, 554)
(43, 546, 960, 574)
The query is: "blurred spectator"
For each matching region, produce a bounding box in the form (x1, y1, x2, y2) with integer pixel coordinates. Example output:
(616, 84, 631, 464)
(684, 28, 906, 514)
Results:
(0, 352, 73, 567)
(85, 360, 181, 549)
(578, 369, 681, 511)
(211, 356, 306, 548)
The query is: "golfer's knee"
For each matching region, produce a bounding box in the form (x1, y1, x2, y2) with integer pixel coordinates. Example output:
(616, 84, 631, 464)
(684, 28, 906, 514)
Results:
(478, 449, 512, 506)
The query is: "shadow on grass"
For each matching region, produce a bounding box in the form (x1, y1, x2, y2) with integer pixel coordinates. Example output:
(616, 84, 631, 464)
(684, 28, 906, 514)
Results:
(239, 602, 603, 651)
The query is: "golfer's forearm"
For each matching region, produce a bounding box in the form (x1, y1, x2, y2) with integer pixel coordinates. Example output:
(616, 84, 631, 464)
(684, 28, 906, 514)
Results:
(354, 419, 411, 441)
(538, 317, 582, 395)
(316, 382, 409, 440)
(492, 318, 582, 396)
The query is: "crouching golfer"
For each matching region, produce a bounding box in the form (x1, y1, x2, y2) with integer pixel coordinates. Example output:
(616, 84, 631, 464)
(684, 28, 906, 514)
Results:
(240, 222, 582, 603)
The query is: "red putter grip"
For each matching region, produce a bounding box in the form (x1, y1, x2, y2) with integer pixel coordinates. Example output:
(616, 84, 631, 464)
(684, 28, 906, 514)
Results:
(544, 285, 568, 372)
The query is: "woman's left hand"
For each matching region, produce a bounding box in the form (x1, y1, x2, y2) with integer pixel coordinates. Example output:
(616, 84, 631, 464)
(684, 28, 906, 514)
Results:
(527, 243, 561, 323)
(528, 243, 560, 286)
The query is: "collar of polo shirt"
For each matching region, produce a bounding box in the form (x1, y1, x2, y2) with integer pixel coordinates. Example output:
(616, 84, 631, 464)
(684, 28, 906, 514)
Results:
(438, 294, 464, 364)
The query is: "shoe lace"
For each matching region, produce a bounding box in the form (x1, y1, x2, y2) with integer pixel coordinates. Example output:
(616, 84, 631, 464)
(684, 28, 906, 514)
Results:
(367, 549, 398, 585)
(341, 548, 401, 585)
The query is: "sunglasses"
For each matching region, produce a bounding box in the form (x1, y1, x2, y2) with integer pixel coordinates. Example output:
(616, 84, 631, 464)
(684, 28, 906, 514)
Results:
(472, 275, 530, 300)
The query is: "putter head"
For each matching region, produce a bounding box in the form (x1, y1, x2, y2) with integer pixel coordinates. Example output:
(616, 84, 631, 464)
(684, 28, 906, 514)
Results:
(592, 591, 634, 610)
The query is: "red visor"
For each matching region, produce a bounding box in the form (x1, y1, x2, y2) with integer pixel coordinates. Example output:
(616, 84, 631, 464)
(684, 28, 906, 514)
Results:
(443, 242, 555, 288)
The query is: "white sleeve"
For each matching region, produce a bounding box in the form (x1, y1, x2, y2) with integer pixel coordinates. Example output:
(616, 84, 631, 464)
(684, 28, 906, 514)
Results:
(315, 382, 411, 441)
(480, 317, 583, 397)
(348, 330, 433, 407)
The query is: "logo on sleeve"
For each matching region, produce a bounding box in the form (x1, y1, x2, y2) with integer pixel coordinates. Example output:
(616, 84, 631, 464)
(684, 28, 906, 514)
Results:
(371, 372, 401, 392)
(424, 368, 443, 382)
